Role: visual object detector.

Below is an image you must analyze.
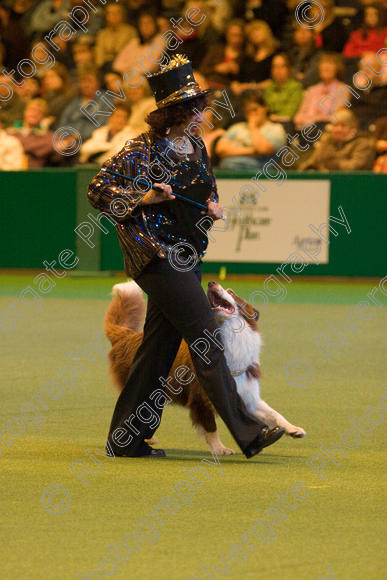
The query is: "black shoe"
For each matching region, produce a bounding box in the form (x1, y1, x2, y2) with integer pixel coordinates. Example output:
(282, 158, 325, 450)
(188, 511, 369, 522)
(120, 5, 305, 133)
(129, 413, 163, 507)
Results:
(138, 448, 166, 458)
(121, 443, 166, 458)
(244, 427, 285, 459)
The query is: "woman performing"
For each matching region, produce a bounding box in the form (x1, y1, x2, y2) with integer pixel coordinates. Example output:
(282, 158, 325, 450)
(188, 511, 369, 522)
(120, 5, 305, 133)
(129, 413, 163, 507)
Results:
(87, 55, 284, 458)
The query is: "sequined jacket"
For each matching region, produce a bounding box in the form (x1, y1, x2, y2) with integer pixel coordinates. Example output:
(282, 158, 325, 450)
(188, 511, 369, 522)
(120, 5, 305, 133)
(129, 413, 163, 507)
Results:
(87, 132, 218, 279)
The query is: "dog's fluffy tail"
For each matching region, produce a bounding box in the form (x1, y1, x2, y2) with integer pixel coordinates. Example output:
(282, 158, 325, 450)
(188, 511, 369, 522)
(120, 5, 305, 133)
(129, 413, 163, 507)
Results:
(104, 281, 146, 344)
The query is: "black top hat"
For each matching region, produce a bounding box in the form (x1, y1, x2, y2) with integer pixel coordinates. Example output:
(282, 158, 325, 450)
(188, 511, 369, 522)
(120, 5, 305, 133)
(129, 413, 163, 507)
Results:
(147, 54, 211, 110)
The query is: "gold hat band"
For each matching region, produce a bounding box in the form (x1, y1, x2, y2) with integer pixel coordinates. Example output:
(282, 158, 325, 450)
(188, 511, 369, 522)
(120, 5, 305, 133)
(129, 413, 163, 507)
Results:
(156, 82, 202, 108)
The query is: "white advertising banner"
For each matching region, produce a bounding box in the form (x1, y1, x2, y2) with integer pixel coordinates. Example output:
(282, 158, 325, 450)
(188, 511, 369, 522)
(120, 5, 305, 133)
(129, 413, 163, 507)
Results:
(203, 179, 331, 263)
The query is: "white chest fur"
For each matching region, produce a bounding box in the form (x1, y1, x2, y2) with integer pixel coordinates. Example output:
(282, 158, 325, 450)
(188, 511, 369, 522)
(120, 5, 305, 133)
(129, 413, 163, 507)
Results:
(218, 315, 263, 414)
(219, 315, 262, 372)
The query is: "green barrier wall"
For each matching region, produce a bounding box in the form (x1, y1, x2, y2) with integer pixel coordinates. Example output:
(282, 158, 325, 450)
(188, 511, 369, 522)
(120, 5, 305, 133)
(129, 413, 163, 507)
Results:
(0, 169, 78, 268)
(0, 168, 385, 277)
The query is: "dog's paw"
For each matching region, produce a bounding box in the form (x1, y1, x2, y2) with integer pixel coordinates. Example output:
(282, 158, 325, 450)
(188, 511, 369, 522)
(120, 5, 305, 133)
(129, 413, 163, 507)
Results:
(211, 445, 235, 456)
(287, 426, 306, 438)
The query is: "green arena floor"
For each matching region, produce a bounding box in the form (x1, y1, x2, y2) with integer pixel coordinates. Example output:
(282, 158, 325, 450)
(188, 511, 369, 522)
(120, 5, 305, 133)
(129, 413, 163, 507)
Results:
(1, 273, 386, 580)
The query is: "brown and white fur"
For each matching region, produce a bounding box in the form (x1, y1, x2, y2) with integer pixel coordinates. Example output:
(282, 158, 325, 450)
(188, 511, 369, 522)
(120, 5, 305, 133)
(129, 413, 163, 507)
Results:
(104, 280, 306, 456)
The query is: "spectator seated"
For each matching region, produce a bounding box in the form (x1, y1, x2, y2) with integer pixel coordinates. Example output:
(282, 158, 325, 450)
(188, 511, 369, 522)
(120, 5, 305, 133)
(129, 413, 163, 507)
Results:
(263, 53, 303, 127)
(343, 5, 386, 58)
(80, 104, 135, 164)
(298, 109, 376, 171)
(199, 19, 245, 90)
(7, 98, 55, 168)
(0, 119, 24, 170)
(215, 91, 286, 170)
(294, 52, 349, 132)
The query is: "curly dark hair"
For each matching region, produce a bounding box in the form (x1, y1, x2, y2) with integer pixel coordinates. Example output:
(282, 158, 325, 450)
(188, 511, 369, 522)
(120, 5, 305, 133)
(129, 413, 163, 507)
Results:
(146, 94, 209, 137)
(241, 90, 267, 110)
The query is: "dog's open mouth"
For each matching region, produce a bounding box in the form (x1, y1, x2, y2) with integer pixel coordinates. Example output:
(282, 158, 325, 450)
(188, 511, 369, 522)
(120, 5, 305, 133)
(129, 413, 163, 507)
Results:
(207, 286, 235, 315)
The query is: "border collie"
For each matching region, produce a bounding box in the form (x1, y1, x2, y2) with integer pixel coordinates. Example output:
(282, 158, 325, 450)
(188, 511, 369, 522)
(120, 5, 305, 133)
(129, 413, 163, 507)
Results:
(104, 281, 306, 455)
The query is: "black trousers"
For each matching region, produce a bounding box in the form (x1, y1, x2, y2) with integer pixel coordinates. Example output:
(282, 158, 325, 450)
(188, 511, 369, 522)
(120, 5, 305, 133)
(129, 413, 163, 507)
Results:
(106, 254, 267, 456)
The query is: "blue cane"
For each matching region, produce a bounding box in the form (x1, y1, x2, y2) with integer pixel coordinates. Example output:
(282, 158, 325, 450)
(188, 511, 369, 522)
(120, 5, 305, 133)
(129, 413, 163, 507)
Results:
(102, 168, 208, 211)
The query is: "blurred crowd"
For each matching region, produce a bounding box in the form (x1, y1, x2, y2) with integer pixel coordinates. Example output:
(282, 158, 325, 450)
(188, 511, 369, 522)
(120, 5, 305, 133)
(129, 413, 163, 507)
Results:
(0, 0, 386, 172)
